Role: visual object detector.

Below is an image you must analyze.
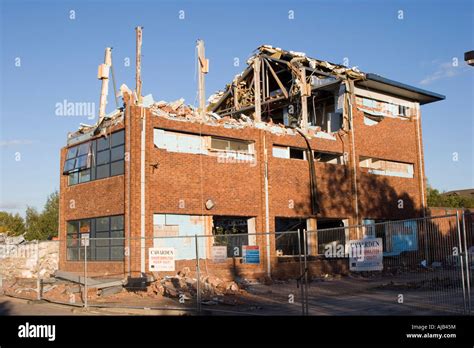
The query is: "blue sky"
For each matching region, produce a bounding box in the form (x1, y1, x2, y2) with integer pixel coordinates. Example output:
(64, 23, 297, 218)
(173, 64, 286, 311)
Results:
(0, 0, 473, 216)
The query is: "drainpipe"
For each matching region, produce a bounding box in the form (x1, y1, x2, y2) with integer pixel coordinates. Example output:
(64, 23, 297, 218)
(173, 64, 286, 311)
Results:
(346, 82, 360, 232)
(415, 104, 426, 217)
(295, 128, 319, 215)
(263, 134, 271, 277)
(126, 102, 131, 277)
(140, 107, 146, 275)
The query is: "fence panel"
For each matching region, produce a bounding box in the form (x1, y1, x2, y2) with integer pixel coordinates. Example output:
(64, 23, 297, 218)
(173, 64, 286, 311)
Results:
(304, 214, 468, 315)
(1, 213, 471, 316)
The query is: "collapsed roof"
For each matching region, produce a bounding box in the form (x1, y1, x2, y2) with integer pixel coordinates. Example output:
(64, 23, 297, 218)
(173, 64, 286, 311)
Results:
(67, 44, 444, 145)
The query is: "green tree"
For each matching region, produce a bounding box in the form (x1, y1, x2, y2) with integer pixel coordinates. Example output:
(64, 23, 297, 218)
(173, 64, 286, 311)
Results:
(427, 185, 474, 208)
(0, 211, 25, 235)
(24, 191, 59, 240)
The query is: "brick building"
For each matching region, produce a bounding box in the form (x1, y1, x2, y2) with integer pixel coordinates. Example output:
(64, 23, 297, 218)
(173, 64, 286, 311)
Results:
(58, 45, 444, 279)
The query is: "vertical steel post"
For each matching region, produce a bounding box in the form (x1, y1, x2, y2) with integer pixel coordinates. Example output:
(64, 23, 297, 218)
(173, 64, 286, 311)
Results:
(84, 240, 88, 309)
(456, 211, 467, 314)
(461, 212, 471, 313)
(297, 229, 305, 315)
(423, 216, 429, 265)
(303, 229, 309, 315)
(195, 234, 201, 314)
(135, 26, 143, 104)
(36, 240, 41, 301)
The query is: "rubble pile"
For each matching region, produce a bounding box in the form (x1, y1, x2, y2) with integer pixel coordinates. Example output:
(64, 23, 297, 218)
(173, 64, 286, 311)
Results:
(0, 237, 59, 280)
(144, 267, 243, 302)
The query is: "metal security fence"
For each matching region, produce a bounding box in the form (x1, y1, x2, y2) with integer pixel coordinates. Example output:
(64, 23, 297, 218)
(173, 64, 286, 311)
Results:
(1, 213, 472, 316)
(305, 213, 472, 315)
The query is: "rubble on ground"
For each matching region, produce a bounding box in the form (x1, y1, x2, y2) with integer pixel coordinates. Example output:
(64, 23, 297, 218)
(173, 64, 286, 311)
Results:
(146, 269, 243, 301)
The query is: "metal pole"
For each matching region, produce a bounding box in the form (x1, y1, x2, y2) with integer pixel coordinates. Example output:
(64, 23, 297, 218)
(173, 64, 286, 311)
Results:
(461, 212, 471, 313)
(36, 240, 41, 301)
(98, 47, 112, 122)
(303, 229, 309, 315)
(297, 229, 305, 315)
(135, 26, 143, 105)
(196, 39, 207, 118)
(195, 234, 201, 314)
(84, 240, 88, 309)
(263, 135, 271, 277)
(456, 211, 467, 314)
(423, 216, 429, 265)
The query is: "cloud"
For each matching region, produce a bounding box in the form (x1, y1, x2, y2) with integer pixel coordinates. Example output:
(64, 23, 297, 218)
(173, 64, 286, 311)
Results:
(0, 139, 33, 147)
(419, 61, 466, 85)
(0, 202, 25, 210)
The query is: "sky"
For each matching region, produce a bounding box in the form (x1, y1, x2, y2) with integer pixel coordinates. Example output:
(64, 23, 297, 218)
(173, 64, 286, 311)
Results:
(0, 0, 473, 216)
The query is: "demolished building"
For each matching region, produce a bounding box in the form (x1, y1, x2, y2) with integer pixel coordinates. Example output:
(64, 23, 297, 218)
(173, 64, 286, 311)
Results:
(58, 31, 445, 280)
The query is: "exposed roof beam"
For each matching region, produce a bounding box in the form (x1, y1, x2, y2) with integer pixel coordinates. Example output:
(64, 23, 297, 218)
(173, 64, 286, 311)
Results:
(263, 58, 289, 98)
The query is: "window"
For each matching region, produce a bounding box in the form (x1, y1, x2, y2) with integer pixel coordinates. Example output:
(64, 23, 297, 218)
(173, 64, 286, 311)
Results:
(275, 218, 306, 256)
(317, 219, 346, 255)
(212, 216, 249, 258)
(398, 105, 410, 117)
(154, 129, 206, 154)
(66, 215, 124, 261)
(272, 145, 306, 160)
(359, 157, 414, 178)
(64, 142, 91, 184)
(289, 148, 305, 159)
(64, 130, 125, 186)
(210, 137, 251, 153)
(314, 151, 344, 165)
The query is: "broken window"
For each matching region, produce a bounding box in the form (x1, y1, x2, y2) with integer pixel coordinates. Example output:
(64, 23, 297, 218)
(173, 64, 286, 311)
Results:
(63, 142, 91, 175)
(314, 151, 344, 165)
(272, 145, 306, 160)
(212, 216, 249, 258)
(67, 215, 124, 261)
(398, 105, 409, 117)
(359, 156, 414, 178)
(317, 219, 346, 255)
(210, 137, 251, 153)
(154, 129, 206, 154)
(308, 91, 342, 132)
(359, 97, 411, 121)
(154, 128, 255, 163)
(152, 214, 206, 260)
(65, 129, 125, 186)
(275, 218, 306, 256)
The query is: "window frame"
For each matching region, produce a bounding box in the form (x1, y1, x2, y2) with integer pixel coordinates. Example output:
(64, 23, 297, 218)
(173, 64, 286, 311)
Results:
(66, 215, 124, 261)
(65, 129, 125, 186)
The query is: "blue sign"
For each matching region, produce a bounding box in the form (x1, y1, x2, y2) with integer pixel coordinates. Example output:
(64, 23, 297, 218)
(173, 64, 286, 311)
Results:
(243, 246, 260, 264)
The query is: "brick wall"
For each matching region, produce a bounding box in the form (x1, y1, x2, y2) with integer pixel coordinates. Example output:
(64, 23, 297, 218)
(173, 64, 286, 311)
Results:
(59, 96, 427, 277)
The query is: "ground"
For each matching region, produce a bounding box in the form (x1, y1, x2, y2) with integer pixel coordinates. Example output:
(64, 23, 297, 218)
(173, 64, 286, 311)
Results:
(1, 270, 468, 316)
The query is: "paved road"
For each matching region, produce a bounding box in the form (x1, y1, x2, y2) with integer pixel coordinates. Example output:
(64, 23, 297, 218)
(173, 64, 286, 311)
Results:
(0, 295, 190, 316)
(0, 295, 99, 315)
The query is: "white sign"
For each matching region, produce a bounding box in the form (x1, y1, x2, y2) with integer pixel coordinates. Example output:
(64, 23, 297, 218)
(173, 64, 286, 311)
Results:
(81, 234, 89, 247)
(149, 247, 175, 271)
(349, 238, 383, 271)
(211, 246, 227, 263)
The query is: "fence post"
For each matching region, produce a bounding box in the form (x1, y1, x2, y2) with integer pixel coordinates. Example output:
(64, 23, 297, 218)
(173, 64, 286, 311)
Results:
(84, 238, 88, 309)
(303, 229, 309, 315)
(456, 211, 467, 314)
(195, 234, 201, 314)
(36, 240, 41, 301)
(461, 212, 471, 314)
(423, 217, 429, 265)
(297, 229, 305, 315)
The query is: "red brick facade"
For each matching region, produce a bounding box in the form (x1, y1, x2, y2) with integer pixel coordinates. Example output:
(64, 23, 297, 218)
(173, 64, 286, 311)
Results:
(59, 94, 427, 278)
